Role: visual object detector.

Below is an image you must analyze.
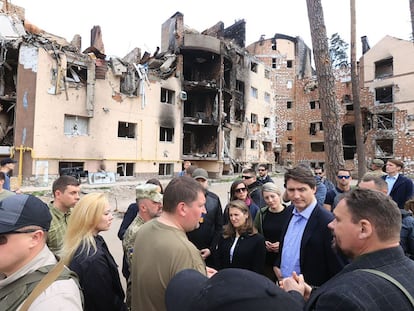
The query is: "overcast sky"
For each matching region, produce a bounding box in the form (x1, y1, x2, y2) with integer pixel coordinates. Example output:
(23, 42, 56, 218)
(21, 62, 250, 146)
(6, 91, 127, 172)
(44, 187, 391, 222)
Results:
(12, 0, 412, 58)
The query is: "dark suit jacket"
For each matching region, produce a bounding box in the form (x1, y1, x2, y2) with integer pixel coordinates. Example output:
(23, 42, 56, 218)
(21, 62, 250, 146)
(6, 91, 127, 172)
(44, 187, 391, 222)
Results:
(276, 204, 345, 286)
(293, 247, 414, 310)
(382, 174, 414, 209)
(187, 190, 223, 267)
(216, 232, 266, 274)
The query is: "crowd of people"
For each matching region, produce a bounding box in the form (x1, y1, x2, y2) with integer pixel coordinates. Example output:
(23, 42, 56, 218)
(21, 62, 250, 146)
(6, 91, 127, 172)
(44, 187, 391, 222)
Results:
(1, 158, 414, 310)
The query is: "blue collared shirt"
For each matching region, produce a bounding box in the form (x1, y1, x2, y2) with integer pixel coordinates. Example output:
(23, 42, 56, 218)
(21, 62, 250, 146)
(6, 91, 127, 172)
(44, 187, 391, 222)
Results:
(386, 174, 399, 195)
(280, 199, 317, 278)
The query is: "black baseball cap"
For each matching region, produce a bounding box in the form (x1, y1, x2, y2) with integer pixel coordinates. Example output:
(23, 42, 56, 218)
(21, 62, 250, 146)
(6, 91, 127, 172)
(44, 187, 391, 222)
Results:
(165, 268, 302, 311)
(0, 194, 51, 234)
(0, 157, 17, 166)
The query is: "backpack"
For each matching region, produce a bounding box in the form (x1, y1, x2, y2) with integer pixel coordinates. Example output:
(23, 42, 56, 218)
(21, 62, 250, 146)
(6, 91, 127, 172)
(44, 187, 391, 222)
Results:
(0, 265, 82, 311)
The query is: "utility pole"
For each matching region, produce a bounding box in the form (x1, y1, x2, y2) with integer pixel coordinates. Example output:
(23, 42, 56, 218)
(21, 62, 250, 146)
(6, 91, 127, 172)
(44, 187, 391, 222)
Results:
(350, 0, 366, 180)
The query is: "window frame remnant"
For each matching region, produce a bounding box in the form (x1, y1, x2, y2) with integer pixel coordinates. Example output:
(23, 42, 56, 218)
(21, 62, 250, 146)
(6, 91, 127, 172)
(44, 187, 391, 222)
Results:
(118, 121, 136, 139)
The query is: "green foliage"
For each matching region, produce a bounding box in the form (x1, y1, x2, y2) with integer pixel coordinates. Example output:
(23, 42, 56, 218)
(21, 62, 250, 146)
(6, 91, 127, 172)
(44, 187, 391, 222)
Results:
(329, 33, 349, 68)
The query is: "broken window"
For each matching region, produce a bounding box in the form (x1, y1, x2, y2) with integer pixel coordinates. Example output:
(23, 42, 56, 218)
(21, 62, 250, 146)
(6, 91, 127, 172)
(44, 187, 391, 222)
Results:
(376, 113, 394, 129)
(287, 101, 293, 109)
(118, 122, 136, 139)
(342, 124, 356, 160)
(264, 117, 270, 128)
(160, 127, 174, 142)
(310, 142, 325, 152)
(182, 50, 220, 81)
(271, 39, 277, 50)
(287, 143, 293, 153)
(250, 140, 258, 149)
(158, 163, 173, 176)
(264, 92, 271, 103)
(375, 86, 393, 103)
(59, 162, 87, 180)
(287, 60, 293, 68)
(264, 69, 270, 79)
(287, 122, 293, 131)
(251, 113, 258, 124)
(236, 137, 245, 148)
(310, 100, 320, 109)
(309, 122, 323, 135)
(117, 162, 134, 177)
(310, 123, 317, 135)
(161, 88, 175, 104)
(250, 87, 258, 99)
(263, 141, 272, 151)
(182, 125, 217, 157)
(250, 62, 258, 73)
(66, 63, 87, 83)
(375, 58, 393, 79)
(272, 58, 277, 69)
(64, 115, 89, 136)
(375, 139, 393, 157)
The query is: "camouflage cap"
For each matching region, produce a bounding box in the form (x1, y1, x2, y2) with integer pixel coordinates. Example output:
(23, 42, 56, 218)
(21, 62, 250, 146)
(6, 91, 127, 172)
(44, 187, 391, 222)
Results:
(372, 159, 384, 167)
(135, 183, 163, 203)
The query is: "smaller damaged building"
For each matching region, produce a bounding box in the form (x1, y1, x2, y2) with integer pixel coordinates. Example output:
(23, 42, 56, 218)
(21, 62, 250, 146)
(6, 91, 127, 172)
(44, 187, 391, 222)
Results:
(2, 5, 278, 185)
(359, 35, 414, 174)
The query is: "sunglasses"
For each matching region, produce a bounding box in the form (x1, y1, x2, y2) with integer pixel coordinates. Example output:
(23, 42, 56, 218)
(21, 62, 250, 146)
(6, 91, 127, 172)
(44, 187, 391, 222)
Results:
(242, 175, 253, 179)
(235, 187, 247, 193)
(315, 172, 323, 175)
(0, 229, 39, 245)
(337, 175, 351, 179)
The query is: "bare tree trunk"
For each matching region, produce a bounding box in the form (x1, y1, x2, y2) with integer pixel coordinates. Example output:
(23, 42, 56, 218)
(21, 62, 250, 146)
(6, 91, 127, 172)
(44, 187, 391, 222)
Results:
(306, 0, 345, 182)
(351, 0, 366, 180)
(410, 0, 414, 40)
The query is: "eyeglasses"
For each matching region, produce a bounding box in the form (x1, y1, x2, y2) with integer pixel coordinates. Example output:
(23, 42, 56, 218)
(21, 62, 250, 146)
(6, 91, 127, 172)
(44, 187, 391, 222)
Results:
(242, 175, 253, 179)
(337, 175, 351, 179)
(235, 187, 247, 193)
(0, 229, 39, 245)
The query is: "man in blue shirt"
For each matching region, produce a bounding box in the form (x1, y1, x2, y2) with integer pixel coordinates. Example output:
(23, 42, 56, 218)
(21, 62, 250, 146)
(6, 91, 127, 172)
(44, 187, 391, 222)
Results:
(275, 166, 345, 286)
(382, 159, 413, 209)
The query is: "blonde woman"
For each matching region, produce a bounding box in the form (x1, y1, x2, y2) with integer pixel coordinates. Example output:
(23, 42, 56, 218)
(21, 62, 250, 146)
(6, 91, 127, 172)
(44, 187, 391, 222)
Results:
(61, 193, 127, 311)
(215, 200, 266, 273)
(254, 182, 290, 281)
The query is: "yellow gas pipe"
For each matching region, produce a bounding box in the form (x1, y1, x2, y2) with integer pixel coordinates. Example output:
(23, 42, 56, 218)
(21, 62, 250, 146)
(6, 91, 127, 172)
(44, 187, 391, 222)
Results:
(10, 145, 34, 188)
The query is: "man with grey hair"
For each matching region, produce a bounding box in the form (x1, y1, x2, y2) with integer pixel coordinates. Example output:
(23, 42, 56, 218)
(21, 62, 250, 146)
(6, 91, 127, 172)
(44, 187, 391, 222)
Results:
(282, 188, 414, 310)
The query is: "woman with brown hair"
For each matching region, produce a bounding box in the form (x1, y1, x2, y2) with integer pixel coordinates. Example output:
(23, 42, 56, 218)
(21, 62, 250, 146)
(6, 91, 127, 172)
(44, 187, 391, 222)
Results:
(223, 179, 259, 223)
(215, 200, 266, 273)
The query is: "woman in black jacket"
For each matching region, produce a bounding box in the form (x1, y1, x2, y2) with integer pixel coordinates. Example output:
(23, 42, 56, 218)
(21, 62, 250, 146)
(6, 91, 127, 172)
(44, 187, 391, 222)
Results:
(216, 200, 266, 274)
(254, 182, 291, 281)
(61, 193, 127, 311)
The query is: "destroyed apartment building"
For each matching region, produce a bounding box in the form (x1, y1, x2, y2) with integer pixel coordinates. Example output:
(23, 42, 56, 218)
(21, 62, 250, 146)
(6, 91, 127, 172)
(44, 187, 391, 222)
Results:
(1, 3, 413, 186)
(0, 6, 279, 185)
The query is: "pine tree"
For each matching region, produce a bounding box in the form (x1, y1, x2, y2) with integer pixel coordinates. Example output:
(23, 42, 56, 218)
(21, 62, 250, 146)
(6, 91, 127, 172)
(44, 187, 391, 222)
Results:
(329, 33, 349, 68)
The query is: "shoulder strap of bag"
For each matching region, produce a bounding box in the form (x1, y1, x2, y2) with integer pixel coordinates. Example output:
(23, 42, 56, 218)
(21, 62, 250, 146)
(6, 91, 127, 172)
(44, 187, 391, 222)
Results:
(360, 268, 414, 306)
(19, 260, 65, 311)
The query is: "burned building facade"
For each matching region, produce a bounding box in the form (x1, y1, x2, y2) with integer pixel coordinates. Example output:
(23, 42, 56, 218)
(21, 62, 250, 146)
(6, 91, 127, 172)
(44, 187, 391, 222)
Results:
(359, 35, 414, 174)
(2, 3, 413, 186)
